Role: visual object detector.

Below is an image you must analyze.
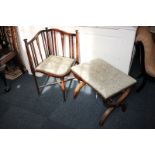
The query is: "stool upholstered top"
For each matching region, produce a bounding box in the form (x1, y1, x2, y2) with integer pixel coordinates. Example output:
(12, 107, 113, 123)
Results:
(71, 59, 136, 99)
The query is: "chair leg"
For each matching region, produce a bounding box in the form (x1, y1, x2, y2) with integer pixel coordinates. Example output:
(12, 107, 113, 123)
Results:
(61, 77, 66, 101)
(32, 73, 40, 95)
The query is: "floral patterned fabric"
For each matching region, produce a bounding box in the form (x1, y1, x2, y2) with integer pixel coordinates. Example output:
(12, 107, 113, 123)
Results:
(71, 59, 136, 99)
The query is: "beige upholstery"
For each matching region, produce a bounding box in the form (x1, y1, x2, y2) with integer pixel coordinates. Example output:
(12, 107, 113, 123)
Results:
(71, 59, 136, 99)
(136, 26, 155, 77)
(36, 55, 75, 76)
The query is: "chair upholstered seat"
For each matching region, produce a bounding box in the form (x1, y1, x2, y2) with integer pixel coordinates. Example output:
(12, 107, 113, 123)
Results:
(36, 55, 75, 76)
(71, 59, 136, 99)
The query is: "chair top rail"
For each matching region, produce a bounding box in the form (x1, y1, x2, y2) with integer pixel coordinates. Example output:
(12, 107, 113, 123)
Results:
(24, 30, 46, 44)
(46, 28, 76, 36)
(24, 28, 77, 45)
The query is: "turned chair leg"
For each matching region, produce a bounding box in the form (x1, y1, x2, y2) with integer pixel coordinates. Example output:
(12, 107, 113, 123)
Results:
(33, 73, 40, 96)
(61, 77, 66, 101)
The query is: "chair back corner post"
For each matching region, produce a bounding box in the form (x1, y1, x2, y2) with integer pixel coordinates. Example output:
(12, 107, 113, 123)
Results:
(76, 30, 79, 64)
(24, 38, 41, 95)
(24, 39, 35, 74)
(61, 31, 65, 57)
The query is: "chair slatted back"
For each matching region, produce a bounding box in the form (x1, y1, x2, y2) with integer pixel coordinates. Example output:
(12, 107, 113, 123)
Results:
(24, 28, 79, 73)
(45, 28, 79, 61)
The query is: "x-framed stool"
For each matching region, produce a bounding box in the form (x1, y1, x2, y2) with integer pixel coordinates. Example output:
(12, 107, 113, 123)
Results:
(71, 59, 136, 128)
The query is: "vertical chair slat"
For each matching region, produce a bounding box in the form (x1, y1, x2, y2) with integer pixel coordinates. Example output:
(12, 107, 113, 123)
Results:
(54, 30, 57, 56)
(51, 30, 56, 55)
(46, 28, 51, 55)
(50, 31, 54, 55)
(30, 42, 38, 67)
(71, 35, 74, 59)
(32, 42, 39, 66)
(69, 35, 72, 58)
(41, 32, 49, 58)
(61, 32, 65, 57)
(36, 37, 43, 62)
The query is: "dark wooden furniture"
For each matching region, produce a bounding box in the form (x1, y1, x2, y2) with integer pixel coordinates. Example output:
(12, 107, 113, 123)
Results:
(134, 41, 155, 91)
(0, 49, 17, 91)
(0, 26, 25, 91)
(0, 64, 10, 92)
(71, 59, 136, 127)
(24, 28, 79, 101)
(135, 27, 155, 91)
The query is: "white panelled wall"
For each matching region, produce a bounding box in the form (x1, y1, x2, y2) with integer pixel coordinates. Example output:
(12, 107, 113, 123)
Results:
(18, 26, 137, 74)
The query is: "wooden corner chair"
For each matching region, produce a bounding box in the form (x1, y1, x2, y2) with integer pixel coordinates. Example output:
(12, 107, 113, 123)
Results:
(24, 28, 79, 101)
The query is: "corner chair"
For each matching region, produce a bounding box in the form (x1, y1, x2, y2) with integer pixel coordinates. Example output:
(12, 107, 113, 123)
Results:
(24, 28, 79, 101)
